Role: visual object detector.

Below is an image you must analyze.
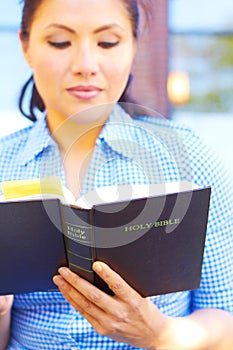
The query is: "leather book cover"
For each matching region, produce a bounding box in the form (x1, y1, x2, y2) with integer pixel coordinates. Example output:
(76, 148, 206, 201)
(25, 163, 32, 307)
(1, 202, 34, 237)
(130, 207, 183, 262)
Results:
(0, 199, 67, 294)
(92, 187, 211, 296)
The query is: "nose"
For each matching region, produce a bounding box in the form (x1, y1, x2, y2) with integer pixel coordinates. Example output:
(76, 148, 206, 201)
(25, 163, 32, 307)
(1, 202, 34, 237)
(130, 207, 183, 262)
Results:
(71, 41, 99, 77)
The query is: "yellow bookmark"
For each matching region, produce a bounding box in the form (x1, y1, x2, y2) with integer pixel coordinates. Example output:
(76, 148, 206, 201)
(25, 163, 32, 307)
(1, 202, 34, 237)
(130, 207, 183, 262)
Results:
(2, 176, 64, 200)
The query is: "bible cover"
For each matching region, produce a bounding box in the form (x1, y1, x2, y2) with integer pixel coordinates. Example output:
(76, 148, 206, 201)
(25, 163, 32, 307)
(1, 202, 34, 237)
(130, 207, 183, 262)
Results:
(0, 187, 211, 296)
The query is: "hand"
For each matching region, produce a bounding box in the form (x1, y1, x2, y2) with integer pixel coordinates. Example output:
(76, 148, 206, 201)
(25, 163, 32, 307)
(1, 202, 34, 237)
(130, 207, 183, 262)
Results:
(0, 295, 14, 317)
(53, 262, 169, 349)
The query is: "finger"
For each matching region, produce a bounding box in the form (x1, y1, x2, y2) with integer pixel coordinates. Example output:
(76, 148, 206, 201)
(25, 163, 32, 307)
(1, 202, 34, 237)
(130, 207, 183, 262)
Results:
(53, 275, 125, 337)
(54, 268, 119, 313)
(93, 261, 140, 302)
(53, 275, 105, 316)
(0, 295, 13, 316)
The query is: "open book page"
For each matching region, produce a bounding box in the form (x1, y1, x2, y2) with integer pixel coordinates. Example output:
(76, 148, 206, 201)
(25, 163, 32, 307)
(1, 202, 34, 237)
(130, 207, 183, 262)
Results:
(73, 181, 199, 209)
(0, 177, 198, 208)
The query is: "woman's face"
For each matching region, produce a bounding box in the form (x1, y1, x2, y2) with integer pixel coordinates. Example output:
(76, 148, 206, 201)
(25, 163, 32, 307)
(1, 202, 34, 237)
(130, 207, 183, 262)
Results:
(20, 0, 136, 123)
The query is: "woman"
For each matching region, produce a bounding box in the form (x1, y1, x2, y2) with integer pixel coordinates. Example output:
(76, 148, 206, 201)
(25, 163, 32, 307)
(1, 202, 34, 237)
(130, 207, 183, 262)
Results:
(0, 0, 233, 349)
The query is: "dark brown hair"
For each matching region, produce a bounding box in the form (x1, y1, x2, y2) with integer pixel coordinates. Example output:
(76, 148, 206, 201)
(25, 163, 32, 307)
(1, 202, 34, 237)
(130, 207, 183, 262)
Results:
(19, 0, 149, 120)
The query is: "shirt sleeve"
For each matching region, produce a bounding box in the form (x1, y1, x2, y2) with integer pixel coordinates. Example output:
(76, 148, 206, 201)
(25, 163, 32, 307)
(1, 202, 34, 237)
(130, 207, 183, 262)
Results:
(188, 134, 233, 314)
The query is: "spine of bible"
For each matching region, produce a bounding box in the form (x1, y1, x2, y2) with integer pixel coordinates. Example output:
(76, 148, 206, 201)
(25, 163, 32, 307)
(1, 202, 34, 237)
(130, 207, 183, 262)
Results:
(61, 204, 95, 284)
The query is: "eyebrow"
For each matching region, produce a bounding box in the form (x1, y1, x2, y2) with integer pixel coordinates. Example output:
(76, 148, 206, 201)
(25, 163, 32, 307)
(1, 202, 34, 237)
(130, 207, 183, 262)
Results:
(44, 24, 76, 33)
(94, 24, 125, 34)
(44, 23, 125, 34)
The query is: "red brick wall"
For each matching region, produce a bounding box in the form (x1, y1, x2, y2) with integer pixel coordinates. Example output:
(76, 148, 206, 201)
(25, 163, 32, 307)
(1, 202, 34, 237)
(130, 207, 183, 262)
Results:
(130, 0, 169, 118)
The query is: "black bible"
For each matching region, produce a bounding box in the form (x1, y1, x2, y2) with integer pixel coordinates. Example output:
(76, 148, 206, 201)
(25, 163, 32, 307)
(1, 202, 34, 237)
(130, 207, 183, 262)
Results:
(0, 186, 211, 296)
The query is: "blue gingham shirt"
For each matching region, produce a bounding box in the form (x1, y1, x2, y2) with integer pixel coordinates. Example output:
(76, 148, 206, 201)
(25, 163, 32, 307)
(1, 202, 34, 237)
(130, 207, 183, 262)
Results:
(0, 104, 232, 349)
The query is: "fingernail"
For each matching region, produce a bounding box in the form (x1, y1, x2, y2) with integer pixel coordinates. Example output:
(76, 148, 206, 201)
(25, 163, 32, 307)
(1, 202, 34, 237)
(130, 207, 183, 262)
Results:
(53, 275, 63, 286)
(58, 267, 69, 277)
(93, 262, 102, 272)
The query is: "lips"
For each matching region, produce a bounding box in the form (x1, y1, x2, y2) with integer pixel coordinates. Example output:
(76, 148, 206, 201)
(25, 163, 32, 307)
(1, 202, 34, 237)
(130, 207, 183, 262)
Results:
(67, 85, 102, 100)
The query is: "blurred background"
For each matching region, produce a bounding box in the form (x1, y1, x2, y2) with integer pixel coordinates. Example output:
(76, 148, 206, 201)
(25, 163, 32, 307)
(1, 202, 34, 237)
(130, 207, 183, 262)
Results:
(0, 0, 233, 176)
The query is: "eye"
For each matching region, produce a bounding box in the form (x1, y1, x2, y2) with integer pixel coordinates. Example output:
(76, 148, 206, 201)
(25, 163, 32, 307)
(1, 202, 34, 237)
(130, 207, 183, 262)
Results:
(48, 41, 70, 49)
(98, 41, 119, 49)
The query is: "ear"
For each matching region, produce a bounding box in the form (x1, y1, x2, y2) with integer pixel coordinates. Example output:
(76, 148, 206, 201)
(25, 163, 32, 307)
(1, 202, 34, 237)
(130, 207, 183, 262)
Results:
(131, 39, 137, 64)
(132, 39, 137, 57)
(18, 30, 33, 68)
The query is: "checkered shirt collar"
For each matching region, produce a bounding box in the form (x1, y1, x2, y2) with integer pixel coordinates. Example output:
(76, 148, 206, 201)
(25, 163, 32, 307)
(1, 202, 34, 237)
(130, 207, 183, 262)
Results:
(19, 104, 143, 166)
(19, 116, 57, 166)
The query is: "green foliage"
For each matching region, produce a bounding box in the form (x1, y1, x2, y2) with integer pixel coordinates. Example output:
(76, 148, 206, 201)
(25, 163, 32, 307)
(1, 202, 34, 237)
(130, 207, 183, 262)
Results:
(171, 34, 233, 113)
(176, 87, 233, 113)
(206, 36, 233, 67)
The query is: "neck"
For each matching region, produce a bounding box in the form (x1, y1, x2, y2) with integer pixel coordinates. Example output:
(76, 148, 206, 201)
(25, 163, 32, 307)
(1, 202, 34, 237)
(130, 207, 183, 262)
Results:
(51, 119, 103, 155)
(46, 105, 114, 154)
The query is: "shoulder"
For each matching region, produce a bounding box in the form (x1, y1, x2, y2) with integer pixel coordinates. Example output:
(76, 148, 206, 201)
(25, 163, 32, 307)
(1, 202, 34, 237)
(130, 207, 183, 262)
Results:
(133, 115, 230, 188)
(132, 115, 212, 159)
(133, 114, 200, 141)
